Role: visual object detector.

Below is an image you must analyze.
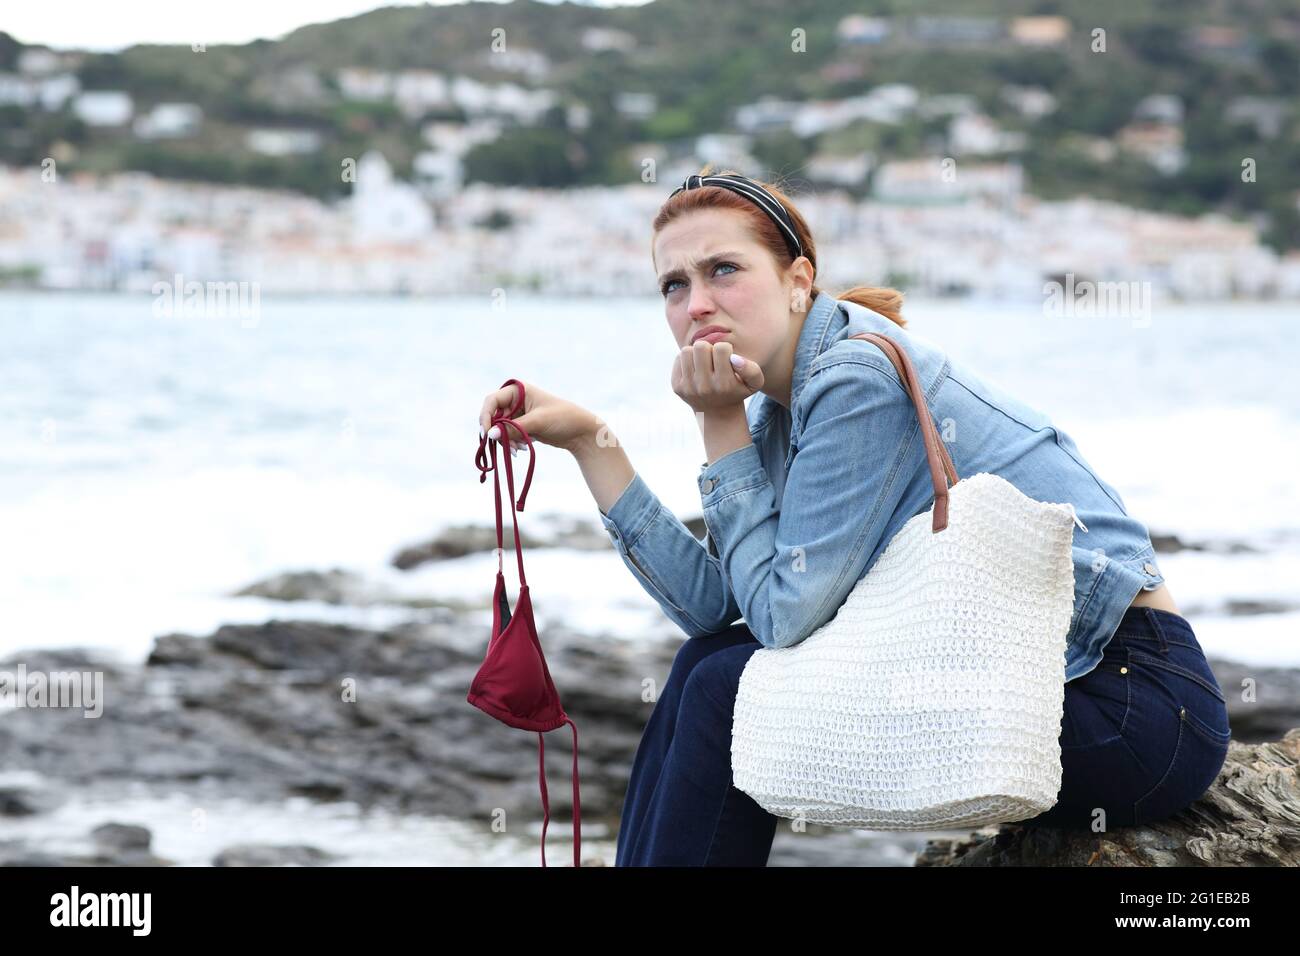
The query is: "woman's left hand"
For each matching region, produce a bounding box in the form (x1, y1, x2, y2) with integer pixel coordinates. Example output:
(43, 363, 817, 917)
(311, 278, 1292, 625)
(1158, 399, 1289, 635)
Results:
(671, 339, 765, 415)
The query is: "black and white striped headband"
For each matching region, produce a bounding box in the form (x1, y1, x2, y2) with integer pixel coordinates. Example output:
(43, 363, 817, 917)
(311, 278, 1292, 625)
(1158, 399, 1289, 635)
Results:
(669, 173, 805, 263)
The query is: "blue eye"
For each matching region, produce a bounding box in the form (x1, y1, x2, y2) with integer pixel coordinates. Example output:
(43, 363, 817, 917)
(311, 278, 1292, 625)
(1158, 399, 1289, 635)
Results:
(661, 262, 739, 296)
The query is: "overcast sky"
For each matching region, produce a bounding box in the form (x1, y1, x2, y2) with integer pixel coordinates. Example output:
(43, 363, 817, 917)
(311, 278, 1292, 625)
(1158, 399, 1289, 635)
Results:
(6, 0, 649, 52)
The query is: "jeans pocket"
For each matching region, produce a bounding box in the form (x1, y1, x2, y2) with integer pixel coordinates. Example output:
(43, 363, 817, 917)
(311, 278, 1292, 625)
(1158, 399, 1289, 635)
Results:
(1132, 713, 1230, 825)
(1128, 641, 1227, 701)
(1128, 642, 1232, 825)
(1126, 645, 1233, 745)
(1062, 649, 1133, 747)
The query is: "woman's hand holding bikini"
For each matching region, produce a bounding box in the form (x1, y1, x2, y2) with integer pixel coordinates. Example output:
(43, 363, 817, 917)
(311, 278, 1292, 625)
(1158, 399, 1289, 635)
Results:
(672, 339, 765, 414)
(478, 381, 635, 515)
(478, 380, 597, 455)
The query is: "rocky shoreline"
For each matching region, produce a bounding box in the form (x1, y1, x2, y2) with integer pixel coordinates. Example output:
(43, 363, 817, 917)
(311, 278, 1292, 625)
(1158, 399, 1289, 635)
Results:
(2, 515, 1296, 866)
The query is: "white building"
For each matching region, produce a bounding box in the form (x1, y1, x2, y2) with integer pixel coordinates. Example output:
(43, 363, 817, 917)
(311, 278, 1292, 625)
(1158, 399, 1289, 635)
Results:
(448, 76, 557, 122)
(1133, 93, 1184, 125)
(0, 72, 80, 109)
(412, 150, 463, 200)
(808, 151, 873, 187)
(350, 151, 434, 242)
(1117, 123, 1187, 175)
(581, 27, 636, 52)
(393, 71, 450, 119)
(1001, 85, 1057, 120)
(1225, 96, 1289, 139)
(859, 84, 921, 122)
(421, 119, 503, 154)
(73, 91, 133, 126)
(733, 97, 801, 134)
(134, 103, 203, 139)
(566, 102, 591, 130)
(17, 49, 64, 75)
(787, 86, 920, 137)
(245, 129, 322, 156)
(836, 15, 891, 44)
(38, 74, 80, 110)
(873, 158, 1023, 204)
(336, 67, 394, 101)
(614, 92, 656, 120)
(693, 134, 757, 172)
(480, 47, 551, 81)
(949, 114, 1027, 155)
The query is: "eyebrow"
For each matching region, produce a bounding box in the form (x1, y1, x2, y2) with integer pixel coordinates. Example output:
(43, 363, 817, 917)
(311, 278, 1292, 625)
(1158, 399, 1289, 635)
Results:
(657, 251, 746, 288)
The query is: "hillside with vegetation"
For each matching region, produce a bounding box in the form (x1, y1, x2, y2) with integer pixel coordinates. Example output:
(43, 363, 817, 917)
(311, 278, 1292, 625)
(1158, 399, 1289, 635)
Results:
(1, 0, 1297, 250)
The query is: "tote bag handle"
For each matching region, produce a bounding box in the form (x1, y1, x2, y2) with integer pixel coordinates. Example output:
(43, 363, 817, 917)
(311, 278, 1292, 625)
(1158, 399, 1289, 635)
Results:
(848, 332, 959, 533)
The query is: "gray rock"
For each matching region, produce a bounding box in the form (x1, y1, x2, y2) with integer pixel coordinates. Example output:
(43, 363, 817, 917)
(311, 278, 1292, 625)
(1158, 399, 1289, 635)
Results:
(917, 728, 1300, 866)
(391, 524, 547, 569)
(1223, 598, 1300, 616)
(0, 822, 173, 867)
(92, 822, 153, 857)
(212, 844, 339, 866)
(389, 512, 615, 571)
(0, 613, 668, 837)
(1208, 657, 1300, 743)
(0, 843, 73, 866)
(0, 771, 65, 817)
(1150, 531, 1261, 554)
(231, 568, 478, 612)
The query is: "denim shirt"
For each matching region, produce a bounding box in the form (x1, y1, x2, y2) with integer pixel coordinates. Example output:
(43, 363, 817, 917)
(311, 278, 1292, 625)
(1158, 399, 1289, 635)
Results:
(598, 290, 1166, 681)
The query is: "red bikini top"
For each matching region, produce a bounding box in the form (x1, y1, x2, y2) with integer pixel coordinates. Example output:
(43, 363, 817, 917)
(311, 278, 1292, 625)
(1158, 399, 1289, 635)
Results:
(469, 378, 581, 868)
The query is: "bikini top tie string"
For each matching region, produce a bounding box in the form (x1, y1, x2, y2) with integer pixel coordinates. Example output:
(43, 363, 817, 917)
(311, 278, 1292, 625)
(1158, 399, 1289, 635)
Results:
(474, 378, 536, 583)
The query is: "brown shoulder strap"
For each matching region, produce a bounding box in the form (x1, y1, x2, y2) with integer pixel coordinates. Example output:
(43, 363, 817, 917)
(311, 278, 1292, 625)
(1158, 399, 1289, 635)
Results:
(848, 332, 959, 533)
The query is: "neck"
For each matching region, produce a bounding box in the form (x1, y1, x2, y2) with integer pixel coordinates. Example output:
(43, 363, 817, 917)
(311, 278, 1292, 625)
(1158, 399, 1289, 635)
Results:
(761, 308, 809, 410)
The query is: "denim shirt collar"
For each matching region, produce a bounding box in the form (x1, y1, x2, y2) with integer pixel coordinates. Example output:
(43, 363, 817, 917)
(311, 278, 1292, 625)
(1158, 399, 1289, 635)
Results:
(790, 289, 843, 410)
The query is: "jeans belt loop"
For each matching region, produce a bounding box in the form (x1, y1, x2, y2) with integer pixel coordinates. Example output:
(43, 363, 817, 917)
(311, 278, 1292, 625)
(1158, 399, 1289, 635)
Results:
(1143, 606, 1170, 654)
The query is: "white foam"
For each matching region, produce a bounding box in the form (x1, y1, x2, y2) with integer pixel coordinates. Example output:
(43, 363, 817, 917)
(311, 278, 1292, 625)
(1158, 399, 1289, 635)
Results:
(0, 785, 612, 866)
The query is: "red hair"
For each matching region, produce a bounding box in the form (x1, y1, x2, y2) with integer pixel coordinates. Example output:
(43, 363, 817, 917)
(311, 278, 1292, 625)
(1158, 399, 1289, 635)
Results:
(651, 163, 906, 327)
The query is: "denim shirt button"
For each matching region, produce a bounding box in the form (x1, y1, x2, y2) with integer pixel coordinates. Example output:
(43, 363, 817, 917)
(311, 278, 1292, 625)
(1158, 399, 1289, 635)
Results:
(701, 477, 716, 493)
(1143, 562, 1158, 575)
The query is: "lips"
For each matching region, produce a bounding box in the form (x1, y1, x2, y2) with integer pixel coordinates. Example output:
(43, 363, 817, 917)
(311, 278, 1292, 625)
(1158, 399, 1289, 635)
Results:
(691, 325, 730, 344)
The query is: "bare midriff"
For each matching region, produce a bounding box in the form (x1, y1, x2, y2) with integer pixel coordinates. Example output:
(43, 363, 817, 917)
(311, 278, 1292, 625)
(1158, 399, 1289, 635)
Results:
(1128, 581, 1180, 615)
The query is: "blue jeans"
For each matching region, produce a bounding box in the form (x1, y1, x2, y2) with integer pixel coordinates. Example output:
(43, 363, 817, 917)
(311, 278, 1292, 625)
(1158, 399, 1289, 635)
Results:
(615, 622, 776, 866)
(1018, 605, 1232, 830)
(615, 606, 1231, 865)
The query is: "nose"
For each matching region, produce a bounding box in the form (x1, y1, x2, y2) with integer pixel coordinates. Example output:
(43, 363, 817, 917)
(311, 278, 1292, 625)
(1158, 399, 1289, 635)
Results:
(687, 287, 715, 325)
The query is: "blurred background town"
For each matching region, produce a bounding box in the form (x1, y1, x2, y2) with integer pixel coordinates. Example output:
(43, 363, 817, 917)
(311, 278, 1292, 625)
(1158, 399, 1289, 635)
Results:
(2, 0, 1299, 299)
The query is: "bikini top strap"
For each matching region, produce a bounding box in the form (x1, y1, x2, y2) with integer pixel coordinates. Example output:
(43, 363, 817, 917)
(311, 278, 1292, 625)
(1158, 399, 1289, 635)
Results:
(474, 379, 536, 585)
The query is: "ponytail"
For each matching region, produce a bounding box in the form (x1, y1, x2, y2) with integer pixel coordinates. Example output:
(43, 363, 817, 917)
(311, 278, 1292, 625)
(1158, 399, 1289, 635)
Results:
(834, 285, 906, 328)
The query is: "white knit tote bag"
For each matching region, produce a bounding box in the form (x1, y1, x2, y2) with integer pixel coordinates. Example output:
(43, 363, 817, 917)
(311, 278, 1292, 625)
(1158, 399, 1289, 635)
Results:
(730, 331, 1081, 831)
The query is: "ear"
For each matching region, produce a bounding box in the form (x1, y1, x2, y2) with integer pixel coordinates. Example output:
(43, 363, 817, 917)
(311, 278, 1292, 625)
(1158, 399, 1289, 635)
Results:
(786, 264, 815, 314)
(785, 256, 815, 308)
(793, 255, 814, 284)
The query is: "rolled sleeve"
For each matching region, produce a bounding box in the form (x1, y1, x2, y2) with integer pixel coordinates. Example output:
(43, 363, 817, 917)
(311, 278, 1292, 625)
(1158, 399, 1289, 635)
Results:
(698, 442, 766, 501)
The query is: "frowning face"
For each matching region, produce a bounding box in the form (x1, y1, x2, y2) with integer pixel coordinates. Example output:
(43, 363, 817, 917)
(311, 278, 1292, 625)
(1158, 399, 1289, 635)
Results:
(652, 208, 800, 370)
